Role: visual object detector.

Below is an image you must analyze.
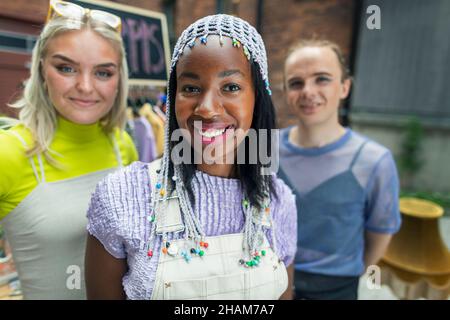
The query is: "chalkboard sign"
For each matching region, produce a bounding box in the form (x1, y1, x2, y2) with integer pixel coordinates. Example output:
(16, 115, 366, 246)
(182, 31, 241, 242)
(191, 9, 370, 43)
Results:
(72, 0, 170, 87)
(0, 31, 37, 54)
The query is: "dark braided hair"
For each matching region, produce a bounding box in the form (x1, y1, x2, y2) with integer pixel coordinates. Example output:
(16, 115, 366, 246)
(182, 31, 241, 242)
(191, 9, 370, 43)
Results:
(167, 60, 277, 210)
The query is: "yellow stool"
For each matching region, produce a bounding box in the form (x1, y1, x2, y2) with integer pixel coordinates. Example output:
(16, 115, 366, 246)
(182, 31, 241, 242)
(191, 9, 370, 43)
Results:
(380, 197, 450, 299)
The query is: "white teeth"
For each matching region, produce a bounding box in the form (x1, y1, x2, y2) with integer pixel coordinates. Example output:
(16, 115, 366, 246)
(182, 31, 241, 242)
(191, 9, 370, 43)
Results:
(198, 128, 226, 138)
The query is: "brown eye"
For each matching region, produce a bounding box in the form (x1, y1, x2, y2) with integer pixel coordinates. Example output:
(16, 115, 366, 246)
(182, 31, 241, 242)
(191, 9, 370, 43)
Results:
(223, 83, 241, 92)
(182, 85, 200, 94)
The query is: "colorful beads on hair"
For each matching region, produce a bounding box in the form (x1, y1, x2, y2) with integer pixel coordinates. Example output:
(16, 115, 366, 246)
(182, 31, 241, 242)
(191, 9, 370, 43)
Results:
(264, 79, 272, 96)
(181, 250, 192, 262)
(145, 14, 278, 268)
(243, 46, 251, 60)
(242, 251, 264, 268)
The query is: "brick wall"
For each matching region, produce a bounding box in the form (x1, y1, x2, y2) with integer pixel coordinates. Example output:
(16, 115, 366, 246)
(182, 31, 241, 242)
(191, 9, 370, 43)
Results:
(0, 0, 355, 125)
(174, 0, 216, 36)
(0, 0, 48, 117)
(261, 0, 356, 128)
(0, 0, 166, 117)
(0, 0, 48, 25)
(160, 0, 356, 128)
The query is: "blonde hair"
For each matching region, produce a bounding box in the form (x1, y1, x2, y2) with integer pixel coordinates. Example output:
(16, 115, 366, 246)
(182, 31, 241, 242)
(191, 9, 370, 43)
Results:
(9, 16, 129, 161)
(285, 39, 351, 82)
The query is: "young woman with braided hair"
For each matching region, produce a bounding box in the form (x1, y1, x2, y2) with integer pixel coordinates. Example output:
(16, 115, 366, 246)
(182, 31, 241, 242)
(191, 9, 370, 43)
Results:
(85, 14, 297, 300)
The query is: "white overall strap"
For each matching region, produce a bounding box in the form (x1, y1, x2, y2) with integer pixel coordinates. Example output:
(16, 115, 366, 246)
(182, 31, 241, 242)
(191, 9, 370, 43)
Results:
(148, 159, 184, 234)
(111, 134, 123, 168)
(37, 152, 46, 182)
(7, 131, 43, 183)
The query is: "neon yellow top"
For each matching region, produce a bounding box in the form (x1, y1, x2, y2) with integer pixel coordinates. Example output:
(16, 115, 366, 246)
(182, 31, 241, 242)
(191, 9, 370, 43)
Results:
(0, 116, 138, 220)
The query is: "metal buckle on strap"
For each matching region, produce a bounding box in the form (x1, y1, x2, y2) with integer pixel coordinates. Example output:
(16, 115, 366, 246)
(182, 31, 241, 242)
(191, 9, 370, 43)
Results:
(148, 160, 185, 234)
(155, 192, 185, 234)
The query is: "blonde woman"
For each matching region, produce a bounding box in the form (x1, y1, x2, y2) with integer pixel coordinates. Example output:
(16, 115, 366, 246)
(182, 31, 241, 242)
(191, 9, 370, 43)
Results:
(0, 0, 137, 299)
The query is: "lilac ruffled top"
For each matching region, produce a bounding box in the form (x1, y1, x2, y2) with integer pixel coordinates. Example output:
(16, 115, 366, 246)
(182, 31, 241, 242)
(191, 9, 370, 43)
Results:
(87, 162, 297, 299)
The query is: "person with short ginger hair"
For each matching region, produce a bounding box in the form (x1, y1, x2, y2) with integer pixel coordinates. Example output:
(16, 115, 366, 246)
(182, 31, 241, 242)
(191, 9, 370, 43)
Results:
(279, 39, 401, 300)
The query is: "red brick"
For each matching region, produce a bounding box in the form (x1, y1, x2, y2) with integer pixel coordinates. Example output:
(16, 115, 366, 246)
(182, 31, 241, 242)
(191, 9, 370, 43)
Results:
(0, 0, 356, 126)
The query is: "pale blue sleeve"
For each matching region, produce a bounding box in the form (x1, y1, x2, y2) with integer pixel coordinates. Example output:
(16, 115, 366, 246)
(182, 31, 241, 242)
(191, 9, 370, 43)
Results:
(364, 151, 402, 233)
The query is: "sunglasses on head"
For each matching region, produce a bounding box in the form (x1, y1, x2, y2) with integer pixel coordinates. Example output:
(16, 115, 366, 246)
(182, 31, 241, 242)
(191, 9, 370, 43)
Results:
(46, 0, 122, 33)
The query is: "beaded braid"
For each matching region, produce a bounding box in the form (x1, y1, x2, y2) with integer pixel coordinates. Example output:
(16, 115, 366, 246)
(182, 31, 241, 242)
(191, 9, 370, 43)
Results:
(146, 14, 275, 267)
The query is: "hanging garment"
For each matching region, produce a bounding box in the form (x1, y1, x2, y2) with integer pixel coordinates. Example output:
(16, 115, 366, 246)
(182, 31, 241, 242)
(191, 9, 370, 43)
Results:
(139, 103, 165, 158)
(133, 116, 157, 163)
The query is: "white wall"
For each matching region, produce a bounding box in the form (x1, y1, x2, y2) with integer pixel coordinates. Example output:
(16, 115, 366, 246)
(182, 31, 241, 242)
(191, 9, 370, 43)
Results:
(351, 113, 450, 193)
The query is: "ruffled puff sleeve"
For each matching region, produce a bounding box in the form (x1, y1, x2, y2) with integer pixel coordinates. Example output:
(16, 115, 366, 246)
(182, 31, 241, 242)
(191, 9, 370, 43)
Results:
(86, 173, 127, 259)
(269, 176, 298, 267)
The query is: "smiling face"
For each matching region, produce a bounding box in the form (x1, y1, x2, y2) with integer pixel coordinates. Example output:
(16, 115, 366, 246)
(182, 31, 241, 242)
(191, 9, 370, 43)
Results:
(175, 35, 255, 167)
(284, 46, 351, 129)
(41, 28, 120, 125)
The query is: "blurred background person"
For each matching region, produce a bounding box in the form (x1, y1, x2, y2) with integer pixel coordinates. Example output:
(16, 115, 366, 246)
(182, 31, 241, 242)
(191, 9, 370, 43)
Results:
(278, 39, 401, 300)
(126, 97, 158, 163)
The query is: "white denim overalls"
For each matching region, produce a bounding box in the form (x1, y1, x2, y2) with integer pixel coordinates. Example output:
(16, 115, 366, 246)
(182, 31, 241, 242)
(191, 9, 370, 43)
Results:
(147, 160, 288, 300)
